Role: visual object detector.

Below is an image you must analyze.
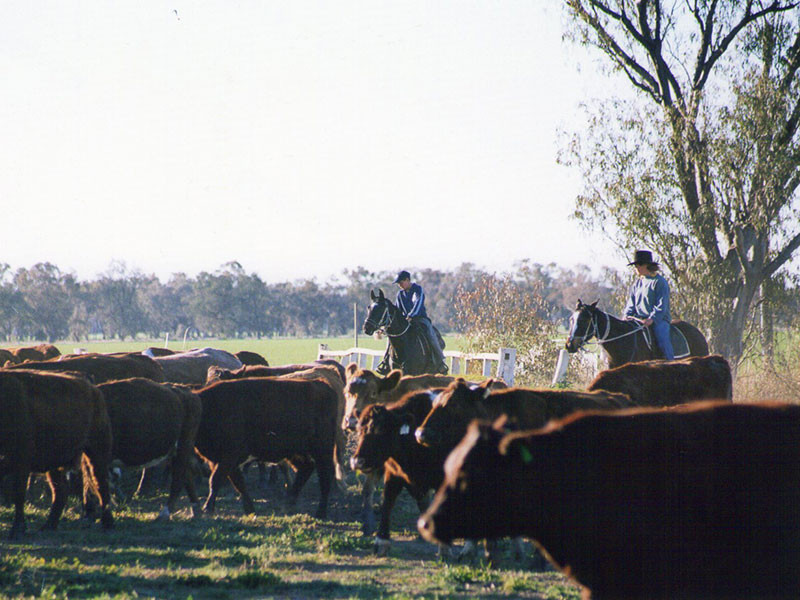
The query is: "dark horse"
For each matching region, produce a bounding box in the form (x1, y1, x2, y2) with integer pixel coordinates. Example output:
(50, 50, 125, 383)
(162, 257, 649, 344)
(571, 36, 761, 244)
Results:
(363, 289, 445, 375)
(565, 300, 709, 369)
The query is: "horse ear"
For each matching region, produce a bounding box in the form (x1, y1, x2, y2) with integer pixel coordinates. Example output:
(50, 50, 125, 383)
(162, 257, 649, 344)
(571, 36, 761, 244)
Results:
(378, 289, 385, 301)
(590, 300, 599, 308)
(576, 299, 583, 309)
(370, 289, 378, 302)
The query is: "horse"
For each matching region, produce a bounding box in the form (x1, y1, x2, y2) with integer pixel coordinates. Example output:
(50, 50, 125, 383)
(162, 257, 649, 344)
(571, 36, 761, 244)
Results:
(363, 289, 445, 376)
(565, 300, 709, 369)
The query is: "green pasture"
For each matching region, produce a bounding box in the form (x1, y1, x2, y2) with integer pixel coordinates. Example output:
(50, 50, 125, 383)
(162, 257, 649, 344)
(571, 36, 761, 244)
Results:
(52, 336, 464, 368)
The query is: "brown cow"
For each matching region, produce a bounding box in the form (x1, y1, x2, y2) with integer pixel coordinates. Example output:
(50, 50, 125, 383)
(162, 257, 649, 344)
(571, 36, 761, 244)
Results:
(194, 378, 339, 519)
(4, 353, 164, 383)
(419, 402, 800, 599)
(96, 378, 202, 519)
(0, 349, 18, 366)
(415, 378, 635, 451)
(207, 360, 346, 386)
(6, 344, 61, 363)
(0, 369, 113, 539)
(587, 354, 733, 406)
(234, 350, 269, 366)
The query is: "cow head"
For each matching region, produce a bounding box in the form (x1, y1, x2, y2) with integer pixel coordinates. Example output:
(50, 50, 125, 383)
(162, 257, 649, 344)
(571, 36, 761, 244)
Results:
(418, 419, 528, 545)
(350, 404, 415, 473)
(343, 367, 403, 430)
(565, 299, 599, 353)
(415, 378, 493, 449)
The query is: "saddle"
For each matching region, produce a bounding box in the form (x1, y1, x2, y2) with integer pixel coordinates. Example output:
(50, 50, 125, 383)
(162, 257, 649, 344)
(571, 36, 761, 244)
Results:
(641, 323, 690, 358)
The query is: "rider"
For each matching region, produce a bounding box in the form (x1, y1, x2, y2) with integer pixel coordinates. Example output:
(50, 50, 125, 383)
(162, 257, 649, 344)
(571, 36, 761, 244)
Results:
(623, 250, 674, 360)
(393, 270, 448, 373)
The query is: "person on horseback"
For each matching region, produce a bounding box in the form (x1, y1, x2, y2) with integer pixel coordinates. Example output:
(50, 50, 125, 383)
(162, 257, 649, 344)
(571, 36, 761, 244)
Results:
(623, 250, 674, 360)
(393, 270, 448, 373)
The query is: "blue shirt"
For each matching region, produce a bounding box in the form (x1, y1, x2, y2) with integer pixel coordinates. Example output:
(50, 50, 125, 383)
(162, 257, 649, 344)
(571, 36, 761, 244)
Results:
(623, 274, 671, 323)
(396, 283, 428, 319)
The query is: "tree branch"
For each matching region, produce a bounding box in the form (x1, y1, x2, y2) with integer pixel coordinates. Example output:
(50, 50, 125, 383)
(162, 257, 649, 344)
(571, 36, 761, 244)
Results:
(694, 1, 798, 91)
(763, 230, 800, 279)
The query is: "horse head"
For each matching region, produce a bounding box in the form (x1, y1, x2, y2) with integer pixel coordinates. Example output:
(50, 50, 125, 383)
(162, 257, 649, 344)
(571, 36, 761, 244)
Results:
(364, 289, 391, 335)
(565, 299, 599, 353)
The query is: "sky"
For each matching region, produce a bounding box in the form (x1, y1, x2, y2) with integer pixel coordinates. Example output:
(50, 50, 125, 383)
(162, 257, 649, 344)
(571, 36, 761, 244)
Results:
(1, 1, 623, 284)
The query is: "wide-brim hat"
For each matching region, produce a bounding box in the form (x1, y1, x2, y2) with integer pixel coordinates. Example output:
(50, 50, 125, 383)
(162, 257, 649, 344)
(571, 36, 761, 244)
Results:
(627, 250, 658, 266)
(393, 270, 411, 283)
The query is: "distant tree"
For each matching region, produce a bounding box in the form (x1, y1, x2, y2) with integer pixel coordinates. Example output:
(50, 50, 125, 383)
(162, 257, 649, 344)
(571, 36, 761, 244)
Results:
(93, 262, 148, 340)
(13, 263, 73, 342)
(561, 1, 800, 366)
(0, 264, 26, 341)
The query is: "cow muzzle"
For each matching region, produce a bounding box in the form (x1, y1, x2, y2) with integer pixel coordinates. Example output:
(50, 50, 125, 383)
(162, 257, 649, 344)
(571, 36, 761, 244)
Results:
(415, 426, 436, 447)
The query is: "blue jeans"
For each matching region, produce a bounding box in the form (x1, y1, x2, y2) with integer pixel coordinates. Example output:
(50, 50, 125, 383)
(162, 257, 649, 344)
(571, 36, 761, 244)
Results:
(651, 319, 674, 360)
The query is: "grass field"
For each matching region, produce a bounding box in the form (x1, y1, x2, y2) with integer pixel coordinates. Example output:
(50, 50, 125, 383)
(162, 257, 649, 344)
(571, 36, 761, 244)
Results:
(0, 465, 580, 599)
(51, 336, 464, 368)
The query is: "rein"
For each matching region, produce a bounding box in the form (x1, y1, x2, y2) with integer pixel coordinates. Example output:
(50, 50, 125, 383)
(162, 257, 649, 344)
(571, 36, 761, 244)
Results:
(576, 309, 644, 348)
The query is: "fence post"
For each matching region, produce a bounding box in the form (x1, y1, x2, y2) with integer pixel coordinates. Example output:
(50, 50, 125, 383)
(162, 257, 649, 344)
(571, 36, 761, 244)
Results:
(552, 348, 570, 386)
(497, 348, 516, 385)
(317, 343, 329, 361)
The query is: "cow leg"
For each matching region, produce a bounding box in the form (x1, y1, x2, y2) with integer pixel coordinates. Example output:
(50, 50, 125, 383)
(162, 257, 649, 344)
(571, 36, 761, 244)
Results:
(313, 452, 334, 520)
(42, 470, 68, 531)
(374, 476, 405, 556)
(3, 460, 29, 540)
(286, 456, 314, 510)
(360, 473, 377, 535)
(81, 454, 113, 530)
(226, 466, 256, 515)
(203, 462, 226, 513)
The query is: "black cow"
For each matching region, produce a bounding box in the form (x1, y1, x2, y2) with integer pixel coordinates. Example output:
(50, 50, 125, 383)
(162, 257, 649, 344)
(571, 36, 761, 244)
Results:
(419, 402, 800, 599)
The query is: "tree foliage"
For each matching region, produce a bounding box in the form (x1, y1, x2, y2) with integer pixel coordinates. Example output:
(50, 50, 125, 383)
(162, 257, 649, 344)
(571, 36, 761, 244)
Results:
(561, 0, 800, 365)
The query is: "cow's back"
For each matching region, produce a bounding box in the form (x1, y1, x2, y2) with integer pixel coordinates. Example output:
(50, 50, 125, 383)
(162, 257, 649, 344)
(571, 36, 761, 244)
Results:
(588, 354, 733, 406)
(5, 353, 164, 383)
(483, 387, 633, 430)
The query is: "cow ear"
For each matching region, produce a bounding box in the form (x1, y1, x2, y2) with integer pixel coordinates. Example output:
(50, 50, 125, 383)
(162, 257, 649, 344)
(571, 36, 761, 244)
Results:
(345, 363, 359, 378)
(379, 370, 402, 391)
(479, 378, 494, 400)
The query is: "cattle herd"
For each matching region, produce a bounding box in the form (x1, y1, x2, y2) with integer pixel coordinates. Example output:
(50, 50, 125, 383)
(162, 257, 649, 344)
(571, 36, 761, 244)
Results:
(2, 344, 800, 598)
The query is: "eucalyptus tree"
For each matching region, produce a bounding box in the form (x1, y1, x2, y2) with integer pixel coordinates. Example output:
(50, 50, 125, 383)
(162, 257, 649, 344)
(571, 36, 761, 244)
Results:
(561, 1, 800, 364)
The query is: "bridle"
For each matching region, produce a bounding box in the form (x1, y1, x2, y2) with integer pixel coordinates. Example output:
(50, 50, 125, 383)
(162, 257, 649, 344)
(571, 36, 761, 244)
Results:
(570, 306, 644, 350)
(365, 300, 411, 337)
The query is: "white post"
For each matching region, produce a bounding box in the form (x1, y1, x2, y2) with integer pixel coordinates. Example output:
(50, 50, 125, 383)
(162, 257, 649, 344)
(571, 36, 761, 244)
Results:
(552, 348, 570, 386)
(317, 343, 329, 361)
(164, 333, 170, 348)
(498, 348, 516, 385)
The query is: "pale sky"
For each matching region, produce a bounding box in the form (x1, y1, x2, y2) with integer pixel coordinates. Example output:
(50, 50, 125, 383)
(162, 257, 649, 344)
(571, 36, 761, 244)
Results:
(1, 1, 623, 283)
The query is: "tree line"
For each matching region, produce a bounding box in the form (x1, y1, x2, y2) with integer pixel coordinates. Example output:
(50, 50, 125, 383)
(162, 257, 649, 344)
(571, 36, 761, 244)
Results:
(0, 259, 627, 343)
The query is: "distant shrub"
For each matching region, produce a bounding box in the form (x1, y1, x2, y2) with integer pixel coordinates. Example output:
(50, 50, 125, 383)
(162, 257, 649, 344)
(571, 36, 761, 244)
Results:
(455, 275, 559, 387)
